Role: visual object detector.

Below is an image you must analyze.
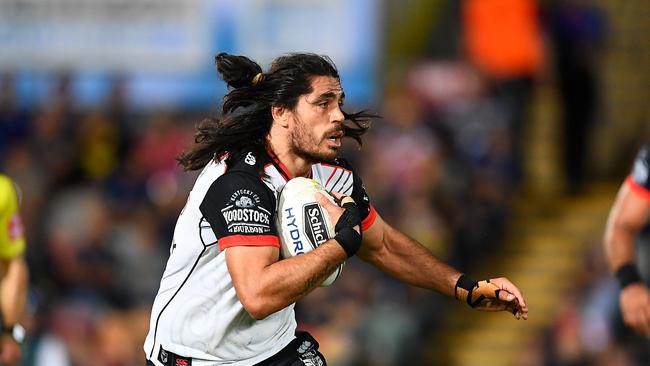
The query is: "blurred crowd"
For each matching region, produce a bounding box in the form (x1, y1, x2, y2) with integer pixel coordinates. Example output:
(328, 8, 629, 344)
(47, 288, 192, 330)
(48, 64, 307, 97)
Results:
(533, 236, 649, 366)
(2, 0, 648, 365)
(1, 73, 196, 365)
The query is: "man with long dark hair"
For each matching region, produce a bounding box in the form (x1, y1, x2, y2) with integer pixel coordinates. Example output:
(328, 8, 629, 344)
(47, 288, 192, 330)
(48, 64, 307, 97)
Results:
(144, 53, 528, 366)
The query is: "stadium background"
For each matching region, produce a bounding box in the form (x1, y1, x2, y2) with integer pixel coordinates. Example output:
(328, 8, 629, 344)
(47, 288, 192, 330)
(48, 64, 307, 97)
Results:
(0, 0, 648, 365)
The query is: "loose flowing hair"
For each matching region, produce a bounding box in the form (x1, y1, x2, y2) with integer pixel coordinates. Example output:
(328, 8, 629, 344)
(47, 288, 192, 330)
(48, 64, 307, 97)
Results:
(177, 53, 375, 171)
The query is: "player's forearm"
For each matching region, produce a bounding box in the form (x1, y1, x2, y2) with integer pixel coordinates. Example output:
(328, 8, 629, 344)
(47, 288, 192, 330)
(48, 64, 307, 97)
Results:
(604, 223, 637, 271)
(359, 225, 460, 297)
(244, 242, 346, 319)
(604, 184, 650, 271)
(0, 256, 28, 326)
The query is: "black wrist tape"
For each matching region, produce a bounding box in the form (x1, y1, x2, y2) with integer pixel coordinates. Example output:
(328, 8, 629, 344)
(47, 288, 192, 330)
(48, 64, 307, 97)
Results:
(335, 227, 361, 257)
(455, 274, 478, 306)
(334, 202, 362, 257)
(335, 202, 361, 230)
(615, 263, 642, 289)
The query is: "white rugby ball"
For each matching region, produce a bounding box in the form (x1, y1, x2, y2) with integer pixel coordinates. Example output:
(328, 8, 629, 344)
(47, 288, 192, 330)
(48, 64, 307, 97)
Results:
(276, 177, 344, 286)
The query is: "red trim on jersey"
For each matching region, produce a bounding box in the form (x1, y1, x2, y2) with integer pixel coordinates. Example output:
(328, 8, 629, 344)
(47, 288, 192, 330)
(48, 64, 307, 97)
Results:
(626, 176, 650, 202)
(361, 205, 378, 231)
(320, 162, 352, 174)
(325, 167, 338, 187)
(218, 235, 280, 251)
(266, 148, 293, 181)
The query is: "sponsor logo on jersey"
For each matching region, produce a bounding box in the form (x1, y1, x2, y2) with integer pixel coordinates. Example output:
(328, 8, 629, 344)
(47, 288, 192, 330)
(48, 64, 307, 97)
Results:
(157, 346, 193, 366)
(159, 348, 168, 364)
(235, 195, 255, 208)
(303, 203, 330, 246)
(222, 189, 271, 234)
(284, 207, 304, 254)
(297, 340, 313, 354)
(301, 356, 323, 366)
(244, 152, 256, 165)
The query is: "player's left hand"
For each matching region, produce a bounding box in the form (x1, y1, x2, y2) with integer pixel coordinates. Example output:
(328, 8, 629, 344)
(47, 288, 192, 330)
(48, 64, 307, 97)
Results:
(458, 277, 529, 320)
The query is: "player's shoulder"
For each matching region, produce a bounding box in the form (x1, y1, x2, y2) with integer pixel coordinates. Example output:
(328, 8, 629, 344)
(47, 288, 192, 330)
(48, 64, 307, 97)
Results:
(0, 174, 18, 204)
(208, 151, 272, 197)
(0, 174, 12, 189)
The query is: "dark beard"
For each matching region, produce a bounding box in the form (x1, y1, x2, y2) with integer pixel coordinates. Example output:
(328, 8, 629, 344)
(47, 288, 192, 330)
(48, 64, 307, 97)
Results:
(290, 126, 337, 163)
(291, 139, 337, 163)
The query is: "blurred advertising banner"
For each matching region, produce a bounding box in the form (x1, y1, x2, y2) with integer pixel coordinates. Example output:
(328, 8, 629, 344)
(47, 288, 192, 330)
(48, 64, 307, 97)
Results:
(0, 0, 209, 72)
(0, 0, 380, 107)
(210, 0, 380, 105)
(216, 0, 376, 72)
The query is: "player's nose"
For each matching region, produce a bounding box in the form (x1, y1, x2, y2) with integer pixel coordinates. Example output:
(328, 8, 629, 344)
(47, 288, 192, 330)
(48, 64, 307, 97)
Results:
(331, 106, 344, 124)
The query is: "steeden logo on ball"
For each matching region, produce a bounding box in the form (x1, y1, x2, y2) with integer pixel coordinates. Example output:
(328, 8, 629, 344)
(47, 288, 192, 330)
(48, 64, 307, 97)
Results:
(303, 203, 331, 246)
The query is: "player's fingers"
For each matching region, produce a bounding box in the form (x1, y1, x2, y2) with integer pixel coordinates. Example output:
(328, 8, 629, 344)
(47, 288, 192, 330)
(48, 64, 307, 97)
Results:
(506, 301, 520, 319)
(315, 192, 342, 220)
(474, 280, 514, 302)
(315, 192, 336, 208)
(494, 280, 529, 320)
(498, 289, 526, 320)
(339, 195, 355, 206)
(329, 192, 355, 207)
(494, 277, 528, 310)
(496, 287, 516, 303)
(330, 191, 345, 200)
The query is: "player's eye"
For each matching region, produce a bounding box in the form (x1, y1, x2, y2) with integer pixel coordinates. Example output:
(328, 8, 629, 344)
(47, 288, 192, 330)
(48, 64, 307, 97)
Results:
(319, 101, 329, 108)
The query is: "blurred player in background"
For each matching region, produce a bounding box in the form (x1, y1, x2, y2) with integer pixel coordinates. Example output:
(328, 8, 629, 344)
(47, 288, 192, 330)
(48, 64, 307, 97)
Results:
(605, 141, 650, 336)
(144, 53, 528, 366)
(0, 174, 28, 365)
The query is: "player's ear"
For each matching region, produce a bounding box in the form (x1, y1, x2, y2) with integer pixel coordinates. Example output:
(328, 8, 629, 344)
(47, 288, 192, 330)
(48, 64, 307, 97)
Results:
(271, 105, 290, 128)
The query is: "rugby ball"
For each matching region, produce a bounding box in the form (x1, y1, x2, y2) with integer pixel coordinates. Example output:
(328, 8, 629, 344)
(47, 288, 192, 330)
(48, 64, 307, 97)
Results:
(276, 177, 343, 286)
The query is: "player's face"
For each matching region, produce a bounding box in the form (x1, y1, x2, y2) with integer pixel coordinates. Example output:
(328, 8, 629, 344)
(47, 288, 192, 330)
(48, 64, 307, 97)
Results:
(288, 76, 345, 162)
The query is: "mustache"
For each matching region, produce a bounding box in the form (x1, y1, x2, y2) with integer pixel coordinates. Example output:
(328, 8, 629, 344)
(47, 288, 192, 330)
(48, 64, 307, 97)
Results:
(324, 127, 344, 137)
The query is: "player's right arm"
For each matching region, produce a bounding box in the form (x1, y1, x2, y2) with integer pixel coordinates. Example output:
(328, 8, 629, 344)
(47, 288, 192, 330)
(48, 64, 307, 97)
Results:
(225, 240, 346, 319)
(201, 173, 355, 320)
(604, 146, 650, 335)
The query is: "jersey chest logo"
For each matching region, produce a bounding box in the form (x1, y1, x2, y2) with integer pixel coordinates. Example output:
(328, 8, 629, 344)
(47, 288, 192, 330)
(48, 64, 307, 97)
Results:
(221, 189, 272, 234)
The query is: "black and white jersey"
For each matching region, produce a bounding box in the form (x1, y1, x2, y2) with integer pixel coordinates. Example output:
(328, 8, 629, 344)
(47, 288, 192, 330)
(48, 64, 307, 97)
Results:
(144, 150, 376, 366)
(627, 142, 650, 202)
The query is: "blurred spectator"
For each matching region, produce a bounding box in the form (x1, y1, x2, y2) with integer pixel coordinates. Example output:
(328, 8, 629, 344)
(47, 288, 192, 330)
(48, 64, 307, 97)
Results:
(408, 61, 518, 269)
(548, 0, 607, 195)
(462, 0, 544, 183)
(0, 74, 31, 157)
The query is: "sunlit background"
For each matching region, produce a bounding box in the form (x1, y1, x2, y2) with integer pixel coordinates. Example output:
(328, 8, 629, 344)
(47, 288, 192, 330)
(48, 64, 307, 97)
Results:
(1, 0, 649, 365)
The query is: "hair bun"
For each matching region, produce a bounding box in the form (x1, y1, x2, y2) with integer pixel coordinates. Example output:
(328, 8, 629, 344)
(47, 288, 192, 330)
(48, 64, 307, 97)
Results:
(215, 53, 263, 88)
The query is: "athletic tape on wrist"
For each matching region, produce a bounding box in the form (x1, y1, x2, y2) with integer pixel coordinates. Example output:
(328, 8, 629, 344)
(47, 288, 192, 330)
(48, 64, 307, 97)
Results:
(335, 227, 361, 257)
(615, 263, 642, 289)
(454, 274, 478, 306)
(334, 202, 362, 257)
